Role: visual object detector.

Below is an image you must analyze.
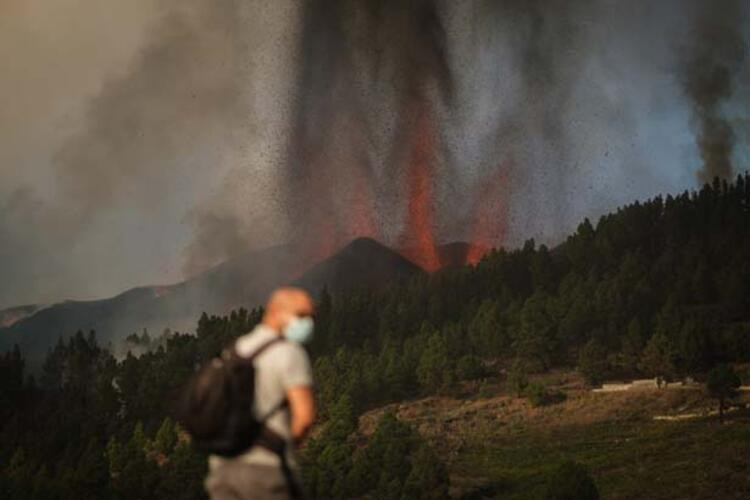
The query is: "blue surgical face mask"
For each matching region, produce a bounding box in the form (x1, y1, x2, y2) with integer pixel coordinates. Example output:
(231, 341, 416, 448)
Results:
(283, 315, 314, 345)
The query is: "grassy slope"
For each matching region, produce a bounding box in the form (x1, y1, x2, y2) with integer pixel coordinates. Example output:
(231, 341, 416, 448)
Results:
(359, 372, 750, 499)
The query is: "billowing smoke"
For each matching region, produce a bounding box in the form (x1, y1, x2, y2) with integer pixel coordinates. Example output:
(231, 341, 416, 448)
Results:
(51, 0, 268, 278)
(0, 0, 296, 307)
(181, 212, 250, 278)
(54, 2, 246, 215)
(680, 0, 746, 183)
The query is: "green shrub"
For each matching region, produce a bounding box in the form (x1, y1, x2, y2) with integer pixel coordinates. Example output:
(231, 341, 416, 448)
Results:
(544, 460, 599, 500)
(525, 382, 567, 407)
(507, 359, 529, 397)
(577, 339, 609, 386)
(707, 363, 741, 421)
(456, 355, 484, 381)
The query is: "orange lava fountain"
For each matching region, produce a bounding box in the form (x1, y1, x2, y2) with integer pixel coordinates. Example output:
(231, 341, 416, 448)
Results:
(293, 109, 380, 274)
(399, 101, 440, 271)
(465, 161, 510, 265)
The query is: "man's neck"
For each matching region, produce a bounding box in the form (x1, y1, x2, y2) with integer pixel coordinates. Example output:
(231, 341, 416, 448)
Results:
(260, 318, 283, 335)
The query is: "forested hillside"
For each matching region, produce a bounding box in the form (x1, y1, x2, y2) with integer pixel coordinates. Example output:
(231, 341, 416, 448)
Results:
(1, 174, 749, 499)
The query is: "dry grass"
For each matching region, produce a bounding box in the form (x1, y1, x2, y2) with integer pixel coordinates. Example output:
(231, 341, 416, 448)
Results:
(357, 371, 750, 499)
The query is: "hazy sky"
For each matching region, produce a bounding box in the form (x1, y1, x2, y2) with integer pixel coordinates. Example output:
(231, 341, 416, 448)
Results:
(0, 0, 747, 309)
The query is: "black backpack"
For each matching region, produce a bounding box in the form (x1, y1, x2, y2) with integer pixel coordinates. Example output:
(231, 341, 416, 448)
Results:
(175, 337, 285, 457)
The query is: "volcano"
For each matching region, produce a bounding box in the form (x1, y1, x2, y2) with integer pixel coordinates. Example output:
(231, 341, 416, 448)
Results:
(295, 237, 424, 293)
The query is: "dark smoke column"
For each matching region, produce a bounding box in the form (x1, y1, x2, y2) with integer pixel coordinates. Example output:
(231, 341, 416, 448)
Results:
(681, 0, 746, 183)
(283, 0, 380, 269)
(390, 0, 453, 271)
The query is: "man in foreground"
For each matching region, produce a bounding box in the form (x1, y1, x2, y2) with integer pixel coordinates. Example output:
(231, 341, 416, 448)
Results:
(205, 287, 316, 500)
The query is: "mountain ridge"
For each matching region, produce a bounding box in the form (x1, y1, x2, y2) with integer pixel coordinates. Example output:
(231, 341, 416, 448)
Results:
(0, 237, 431, 365)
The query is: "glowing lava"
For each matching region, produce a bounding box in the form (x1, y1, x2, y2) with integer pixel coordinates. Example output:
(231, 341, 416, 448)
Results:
(465, 161, 510, 265)
(292, 115, 380, 276)
(398, 101, 440, 272)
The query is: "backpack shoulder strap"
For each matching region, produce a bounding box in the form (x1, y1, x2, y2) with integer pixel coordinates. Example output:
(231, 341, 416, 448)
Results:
(238, 335, 285, 362)
(244, 336, 289, 420)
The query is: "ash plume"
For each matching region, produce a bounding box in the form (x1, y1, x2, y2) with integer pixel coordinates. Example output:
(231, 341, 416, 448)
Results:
(445, 0, 597, 243)
(680, 0, 746, 183)
(277, 0, 748, 261)
(284, 0, 453, 266)
(282, 0, 625, 258)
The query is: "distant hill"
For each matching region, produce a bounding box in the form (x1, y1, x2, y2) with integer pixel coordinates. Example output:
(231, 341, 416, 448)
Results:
(0, 237, 426, 366)
(0, 243, 299, 365)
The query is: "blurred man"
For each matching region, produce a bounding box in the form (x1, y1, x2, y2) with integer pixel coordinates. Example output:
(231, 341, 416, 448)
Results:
(205, 287, 316, 500)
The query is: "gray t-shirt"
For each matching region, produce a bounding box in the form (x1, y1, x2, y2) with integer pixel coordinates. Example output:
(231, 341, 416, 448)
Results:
(208, 324, 313, 470)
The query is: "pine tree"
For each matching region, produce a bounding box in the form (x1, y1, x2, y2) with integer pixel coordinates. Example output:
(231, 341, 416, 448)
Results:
(639, 332, 676, 387)
(616, 318, 644, 375)
(507, 358, 529, 397)
(154, 417, 178, 456)
(106, 436, 124, 480)
(515, 292, 558, 371)
(402, 444, 449, 499)
(416, 332, 454, 393)
(72, 439, 109, 500)
(578, 339, 608, 386)
(707, 364, 741, 422)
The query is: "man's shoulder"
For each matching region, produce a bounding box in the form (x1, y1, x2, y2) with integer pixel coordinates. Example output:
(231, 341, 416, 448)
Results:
(235, 325, 278, 357)
(235, 325, 309, 363)
(264, 338, 310, 366)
